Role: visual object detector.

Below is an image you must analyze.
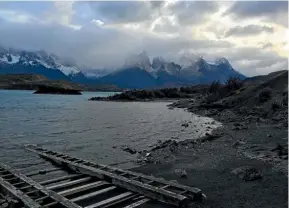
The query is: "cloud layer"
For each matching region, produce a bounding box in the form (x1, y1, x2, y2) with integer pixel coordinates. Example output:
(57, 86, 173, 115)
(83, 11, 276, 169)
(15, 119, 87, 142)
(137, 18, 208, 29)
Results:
(0, 1, 287, 76)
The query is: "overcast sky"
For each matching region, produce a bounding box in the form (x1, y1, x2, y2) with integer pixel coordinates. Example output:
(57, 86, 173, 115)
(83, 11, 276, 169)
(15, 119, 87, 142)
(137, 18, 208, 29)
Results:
(0, 1, 288, 76)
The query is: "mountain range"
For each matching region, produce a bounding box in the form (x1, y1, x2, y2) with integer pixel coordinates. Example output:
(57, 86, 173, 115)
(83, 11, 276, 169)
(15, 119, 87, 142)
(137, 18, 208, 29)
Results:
(0, 46, 246, 89)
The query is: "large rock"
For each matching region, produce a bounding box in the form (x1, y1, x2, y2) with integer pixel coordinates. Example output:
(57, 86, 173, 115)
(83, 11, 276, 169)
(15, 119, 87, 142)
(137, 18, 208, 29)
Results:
(231, 166, 262, 181)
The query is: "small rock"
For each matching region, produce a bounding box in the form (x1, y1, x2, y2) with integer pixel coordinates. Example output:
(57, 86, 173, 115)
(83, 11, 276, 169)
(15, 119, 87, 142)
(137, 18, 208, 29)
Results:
(233, 122, 242, 126)
(271, 144, 288, 156)
(145, 152, 151, 157)
(200, 133, 221, 142)
(181, 123, 189, 128)
(267, 133, 272, 137)
(280, 155, 288, 160)
(232, 126, 241, 131)
(122, 146, 137, 154)
(112, 146, 117, 149)
(173, 169, 187, 178)
(232, 141, 245, 148)
(171, 137, 179, 140)
(231, 166, 262, 181)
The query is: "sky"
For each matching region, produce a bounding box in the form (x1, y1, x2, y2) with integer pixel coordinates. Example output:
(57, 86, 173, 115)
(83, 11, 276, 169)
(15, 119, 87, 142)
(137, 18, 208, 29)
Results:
(0, 1, 288, 76)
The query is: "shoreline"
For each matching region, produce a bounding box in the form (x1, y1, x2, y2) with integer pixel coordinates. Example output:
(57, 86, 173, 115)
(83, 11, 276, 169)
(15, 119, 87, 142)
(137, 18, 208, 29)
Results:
(130, 98, 288, 208)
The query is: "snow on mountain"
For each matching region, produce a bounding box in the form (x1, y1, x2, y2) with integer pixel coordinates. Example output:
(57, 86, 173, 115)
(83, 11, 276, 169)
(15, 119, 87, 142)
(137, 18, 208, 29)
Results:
(84, 69, 110, 78)
(177, 53, 200, 68)
(152, 57, 181, 77)
(0, 47, 81, 76)
(0, 45, 246, 88)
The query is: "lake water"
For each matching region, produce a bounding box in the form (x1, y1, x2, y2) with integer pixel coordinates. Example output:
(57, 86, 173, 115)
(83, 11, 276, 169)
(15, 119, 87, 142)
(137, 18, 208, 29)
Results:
(0, 90, 220, 170)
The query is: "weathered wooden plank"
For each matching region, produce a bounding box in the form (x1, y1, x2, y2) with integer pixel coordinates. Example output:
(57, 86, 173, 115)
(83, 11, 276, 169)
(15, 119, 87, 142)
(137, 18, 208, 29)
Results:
(46, 177, 91, 190)
(35, 195, 49, 202)
(71, 186, 117, 203)
(25, 168, 61, 177)
(25, 146, 190, 207)
(43, 201, 58, 207)
(1, 174, 14, 178)
(26, 189, 40, 195)
(58, 181, 108, 197)
(0, 177, 41, 208)
(12, 181, 26, 187)
(104, 166, 202, 200)
(39, 174, 81, 186)
(84, 191, 135, 208)
(0, 162, 81, 208)
(67, 163, 187, 207)
(123, 198, 151, 208)
(19, 185, 33, 190)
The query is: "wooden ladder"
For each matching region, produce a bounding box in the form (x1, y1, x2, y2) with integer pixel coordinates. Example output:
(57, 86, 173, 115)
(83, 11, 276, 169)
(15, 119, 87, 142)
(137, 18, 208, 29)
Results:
(24, 144, 203, 207)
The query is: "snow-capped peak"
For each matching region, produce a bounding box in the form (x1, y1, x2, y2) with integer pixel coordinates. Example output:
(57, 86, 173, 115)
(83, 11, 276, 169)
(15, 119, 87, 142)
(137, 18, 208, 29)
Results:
(84, 69, 110, 78)
(0, 46, 81, 76)
(215, 57, 230, 65)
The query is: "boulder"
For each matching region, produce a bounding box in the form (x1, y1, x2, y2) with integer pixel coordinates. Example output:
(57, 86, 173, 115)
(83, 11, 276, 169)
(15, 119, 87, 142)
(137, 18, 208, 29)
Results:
(231, 166, 262, 181)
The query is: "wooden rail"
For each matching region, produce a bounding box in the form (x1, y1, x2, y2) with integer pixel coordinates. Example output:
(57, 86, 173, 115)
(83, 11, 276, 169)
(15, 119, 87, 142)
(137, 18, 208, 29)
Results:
(0, 162, 81, 208)
(24, 145, 203, 207)
(0, 145, 203, 208)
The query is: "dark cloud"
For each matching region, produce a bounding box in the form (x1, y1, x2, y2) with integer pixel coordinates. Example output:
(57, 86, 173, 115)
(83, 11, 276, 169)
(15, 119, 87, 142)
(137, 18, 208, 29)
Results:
(87, 1, 220, 26)
(0, 21, 141, 68)
(224, 1, 288, 27)
(88, 1, 162, 24)
(167, 1, 219, 25)
(225, 1, 287, 17)
(0, 1, 286, 76)
(224, 25, 274, 37)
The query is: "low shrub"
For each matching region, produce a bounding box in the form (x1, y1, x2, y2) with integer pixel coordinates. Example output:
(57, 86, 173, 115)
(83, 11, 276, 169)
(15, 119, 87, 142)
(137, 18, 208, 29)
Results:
(272, 101, 281, 111)
(208, 81, 221, 94)
(225, 77, 243, 91)
(259, 88, 272, 103)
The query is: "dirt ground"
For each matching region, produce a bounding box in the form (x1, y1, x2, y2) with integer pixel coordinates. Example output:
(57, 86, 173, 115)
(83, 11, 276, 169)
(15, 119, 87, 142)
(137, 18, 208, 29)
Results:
(132, 102, 288, 208)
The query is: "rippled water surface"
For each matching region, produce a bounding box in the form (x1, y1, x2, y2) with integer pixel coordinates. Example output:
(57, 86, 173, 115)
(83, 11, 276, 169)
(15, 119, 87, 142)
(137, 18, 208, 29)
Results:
(0, 90, 220, 169)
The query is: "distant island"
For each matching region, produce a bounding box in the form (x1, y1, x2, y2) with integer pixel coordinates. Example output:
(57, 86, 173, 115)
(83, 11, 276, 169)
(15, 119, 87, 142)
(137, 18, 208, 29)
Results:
(0, 74, 122, 94)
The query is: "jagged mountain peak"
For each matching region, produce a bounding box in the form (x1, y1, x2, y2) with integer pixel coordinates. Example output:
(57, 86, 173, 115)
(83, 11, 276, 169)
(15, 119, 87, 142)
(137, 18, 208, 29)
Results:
(0, 46, 81, 76)
(152, 57, 165, 69)
(125, 51, 150, 67)
(214, 57, 231, 65)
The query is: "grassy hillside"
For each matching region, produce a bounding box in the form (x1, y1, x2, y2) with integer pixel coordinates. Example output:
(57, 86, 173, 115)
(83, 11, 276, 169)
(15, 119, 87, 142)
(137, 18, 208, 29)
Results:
(0, 74, 122, 92)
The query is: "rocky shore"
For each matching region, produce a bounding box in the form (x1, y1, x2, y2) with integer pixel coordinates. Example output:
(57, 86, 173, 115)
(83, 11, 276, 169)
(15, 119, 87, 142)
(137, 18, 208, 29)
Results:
(128, 70, 288, 207)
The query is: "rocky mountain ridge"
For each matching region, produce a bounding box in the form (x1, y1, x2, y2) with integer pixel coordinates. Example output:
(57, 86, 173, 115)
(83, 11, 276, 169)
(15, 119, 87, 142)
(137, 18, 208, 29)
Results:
(0, 46, 247, 89)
